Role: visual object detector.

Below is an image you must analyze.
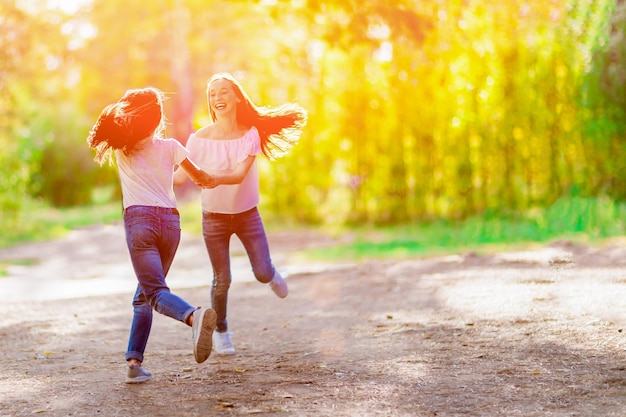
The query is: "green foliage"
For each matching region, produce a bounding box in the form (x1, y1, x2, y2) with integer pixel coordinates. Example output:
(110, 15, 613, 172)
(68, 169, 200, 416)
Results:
(306, 194, 626, 261)
(0, 1, 98, 210)
(2, 0, 626, 231)
(0, 188, 122, 249)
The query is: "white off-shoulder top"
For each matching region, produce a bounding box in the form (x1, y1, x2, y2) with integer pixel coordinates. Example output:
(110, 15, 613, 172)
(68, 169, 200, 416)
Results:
(185, 126, 261, 214)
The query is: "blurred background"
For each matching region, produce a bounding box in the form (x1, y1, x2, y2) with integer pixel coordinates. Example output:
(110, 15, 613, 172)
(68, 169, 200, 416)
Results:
(1, 0, 625, 254)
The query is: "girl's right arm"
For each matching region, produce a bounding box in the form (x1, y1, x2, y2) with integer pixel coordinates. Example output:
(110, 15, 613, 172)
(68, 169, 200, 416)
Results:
(175, 154, 256, 188)
(173, 165, 188, 186)
(178, 158, 217, 188)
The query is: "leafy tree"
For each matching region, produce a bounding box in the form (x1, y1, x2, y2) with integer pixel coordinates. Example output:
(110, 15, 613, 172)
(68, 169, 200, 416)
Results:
(3, 0, 626, 227)
(0, 1, 78, 212)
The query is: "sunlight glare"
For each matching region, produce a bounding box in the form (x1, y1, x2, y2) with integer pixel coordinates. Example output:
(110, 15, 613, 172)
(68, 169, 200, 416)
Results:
(47, 0, 90, 14)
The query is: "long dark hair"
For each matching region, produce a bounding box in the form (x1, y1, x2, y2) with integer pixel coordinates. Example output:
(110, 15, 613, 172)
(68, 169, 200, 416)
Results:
(207, 73, 307, 160)
(87, 87, 166, 165)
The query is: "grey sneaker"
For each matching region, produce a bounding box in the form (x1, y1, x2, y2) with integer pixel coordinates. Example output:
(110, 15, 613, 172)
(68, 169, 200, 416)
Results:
(269, 273, 288, 298)
(213, 331, 236, 355)
(126, 364, 152, 384)
(192, 307, 217, 363)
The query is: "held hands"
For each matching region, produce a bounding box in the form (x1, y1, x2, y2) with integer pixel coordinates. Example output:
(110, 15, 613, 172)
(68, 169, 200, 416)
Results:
(193, 171, 218, 189)
(178, 159, 218, 189)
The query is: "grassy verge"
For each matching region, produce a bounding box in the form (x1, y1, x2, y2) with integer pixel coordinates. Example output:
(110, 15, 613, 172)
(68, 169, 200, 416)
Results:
(302, 195, 626, 261)
(0, 200, 123, 249)
(0, 189, 122, 276)
(2, 194, 625, 263)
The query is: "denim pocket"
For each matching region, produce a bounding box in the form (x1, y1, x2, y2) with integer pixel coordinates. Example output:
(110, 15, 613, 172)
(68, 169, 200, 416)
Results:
(125, 215, 153, 227)
(127, 222, 158, 249)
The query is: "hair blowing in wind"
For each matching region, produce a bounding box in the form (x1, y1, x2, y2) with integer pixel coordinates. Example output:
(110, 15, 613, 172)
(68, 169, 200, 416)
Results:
(87, 87, 165, 165)
(207, 73, 308, 160)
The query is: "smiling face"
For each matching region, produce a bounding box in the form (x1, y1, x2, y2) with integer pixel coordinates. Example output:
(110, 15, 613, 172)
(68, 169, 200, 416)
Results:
(208, 78, 239, 120)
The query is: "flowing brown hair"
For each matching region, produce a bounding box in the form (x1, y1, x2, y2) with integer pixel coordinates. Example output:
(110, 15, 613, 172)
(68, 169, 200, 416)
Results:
(207, 73, 307, 160)
(87, 87, 166, 165)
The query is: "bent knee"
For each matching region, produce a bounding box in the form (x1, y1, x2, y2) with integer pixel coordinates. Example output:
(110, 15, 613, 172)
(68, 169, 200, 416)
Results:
(254, 268, 275, 284)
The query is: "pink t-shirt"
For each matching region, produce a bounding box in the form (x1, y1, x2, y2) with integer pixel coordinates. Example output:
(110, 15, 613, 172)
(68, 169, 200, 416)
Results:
(186, 126, 261, 214)
(116, 138, 189, 209)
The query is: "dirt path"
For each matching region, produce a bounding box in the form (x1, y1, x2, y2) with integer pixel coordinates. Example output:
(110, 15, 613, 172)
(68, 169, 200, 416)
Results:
(1, 225, 626, 416)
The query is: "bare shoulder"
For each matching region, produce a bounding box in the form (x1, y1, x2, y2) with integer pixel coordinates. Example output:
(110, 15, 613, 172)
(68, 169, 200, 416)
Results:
(194, 125, 216, 139)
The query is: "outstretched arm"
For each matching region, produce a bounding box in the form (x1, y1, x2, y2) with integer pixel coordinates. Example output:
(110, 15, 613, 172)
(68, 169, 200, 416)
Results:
(175, 155, 257, 188)
(173, 164, 189, 186)
(178, 158, 216, 188)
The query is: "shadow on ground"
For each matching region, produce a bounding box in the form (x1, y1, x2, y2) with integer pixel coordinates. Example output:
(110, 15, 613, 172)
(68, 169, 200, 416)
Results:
(1, 230, 626, 416)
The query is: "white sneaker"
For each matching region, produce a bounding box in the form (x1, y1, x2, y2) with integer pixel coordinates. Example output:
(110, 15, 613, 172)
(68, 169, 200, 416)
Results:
(126, 363, 152, 384)
(192, 307, 217, 363)
(213, 331, 236, 355)
(269, 273, 288, 298)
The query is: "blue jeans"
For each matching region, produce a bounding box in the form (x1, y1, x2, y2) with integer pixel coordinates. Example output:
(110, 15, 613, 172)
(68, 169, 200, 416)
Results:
(123, 205, 195, 363)
(202, 207, 275, 332)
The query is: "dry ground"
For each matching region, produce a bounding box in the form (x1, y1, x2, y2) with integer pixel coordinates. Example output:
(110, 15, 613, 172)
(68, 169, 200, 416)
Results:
(1, 225, 626, 416)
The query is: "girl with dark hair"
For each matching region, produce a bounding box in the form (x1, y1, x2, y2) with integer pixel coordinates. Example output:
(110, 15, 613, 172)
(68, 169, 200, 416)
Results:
(175, 73, 307, 355)
(88, 87, 218, 383)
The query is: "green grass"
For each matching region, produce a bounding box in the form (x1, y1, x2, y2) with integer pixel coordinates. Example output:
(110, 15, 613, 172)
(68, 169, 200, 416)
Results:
(2, 192, 626, 264)
(0, 187, 123, 249)
(178, 198, 204, 234)
(302, 195, 626, 261)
